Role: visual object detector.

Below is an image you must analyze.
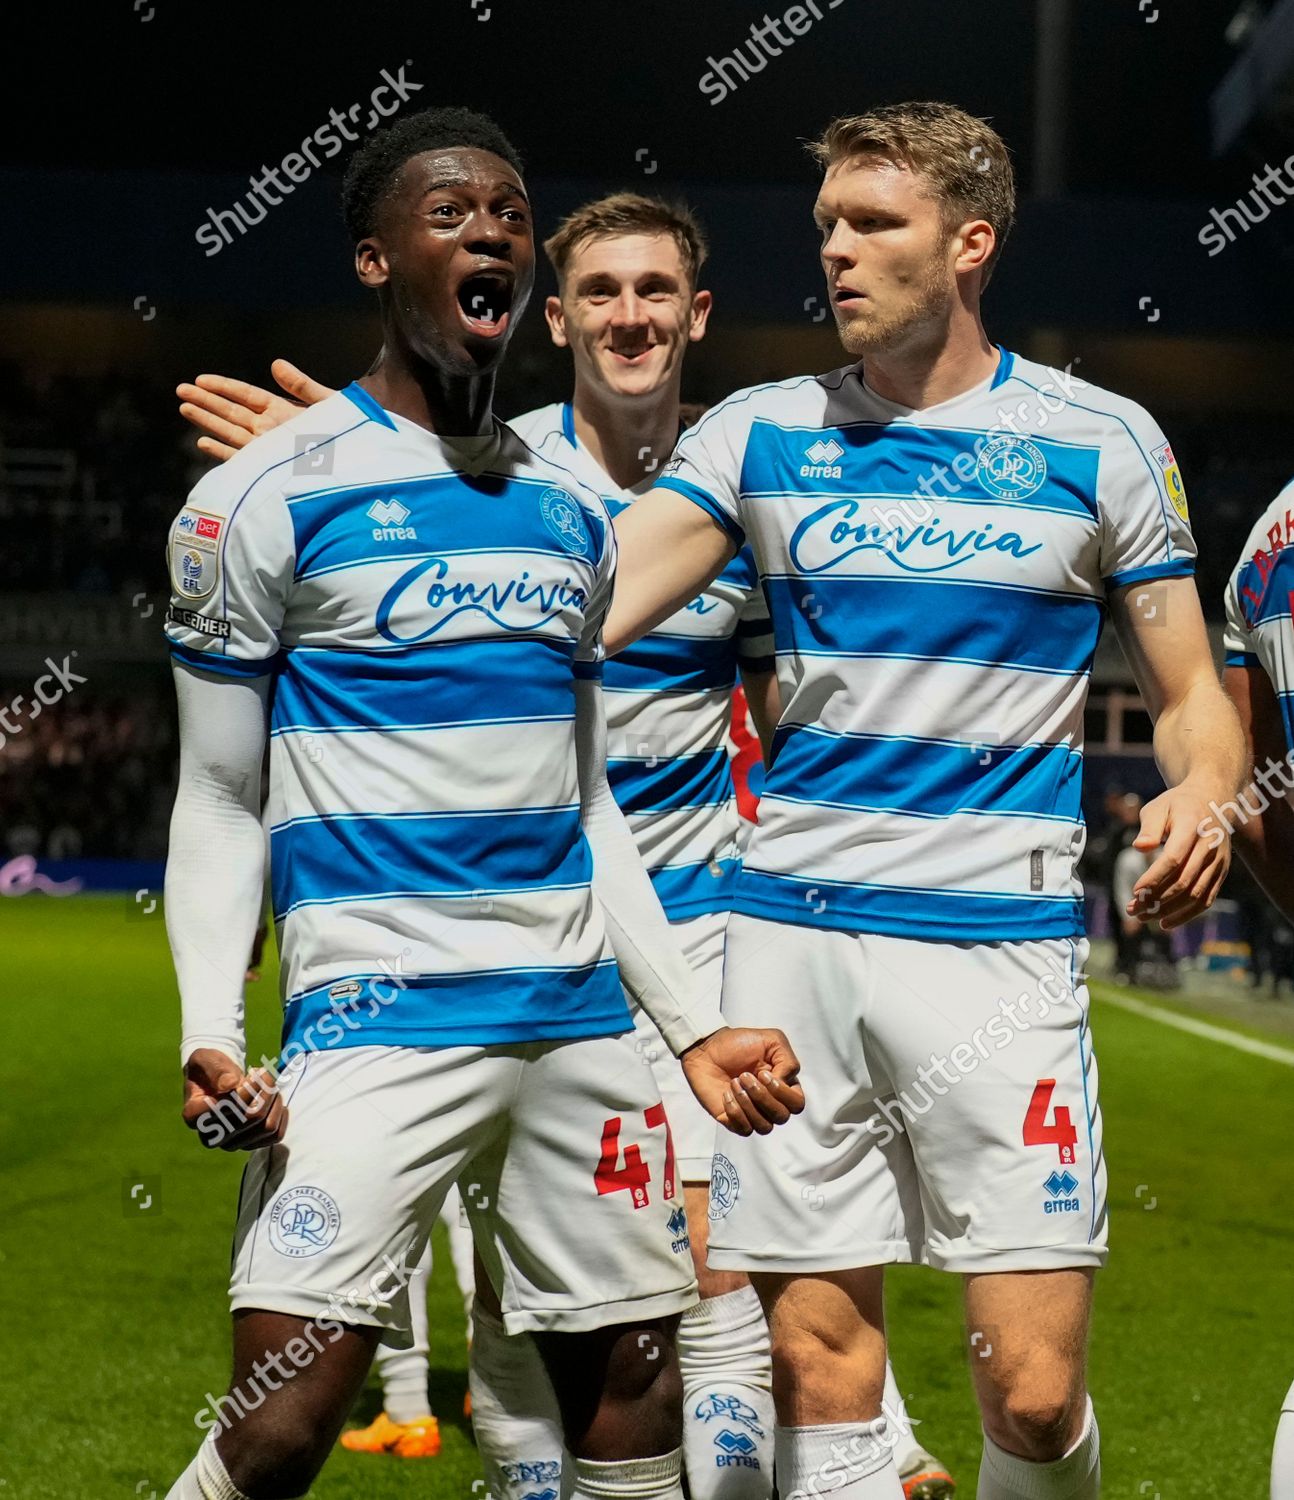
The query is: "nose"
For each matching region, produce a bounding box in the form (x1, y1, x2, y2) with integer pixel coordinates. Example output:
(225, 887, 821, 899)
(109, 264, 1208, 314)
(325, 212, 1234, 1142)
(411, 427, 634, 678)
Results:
(820, 221, 854, 269)
(609, 289, 648, 326)
(463, 208, 512, 258)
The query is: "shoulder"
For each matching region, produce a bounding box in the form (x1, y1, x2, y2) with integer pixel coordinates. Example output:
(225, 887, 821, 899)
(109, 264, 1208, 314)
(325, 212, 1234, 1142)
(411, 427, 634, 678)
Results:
(506, 402, 567, 448)
(680, 370, 842, 446)
(184, 390, 380, 523)
(1003, 356, 1167, 452)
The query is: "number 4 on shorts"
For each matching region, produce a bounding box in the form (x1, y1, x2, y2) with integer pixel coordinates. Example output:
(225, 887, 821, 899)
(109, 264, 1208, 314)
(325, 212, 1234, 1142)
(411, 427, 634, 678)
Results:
(594, 1107, 677, 1210)
(1023, 1078, 1078, 1165)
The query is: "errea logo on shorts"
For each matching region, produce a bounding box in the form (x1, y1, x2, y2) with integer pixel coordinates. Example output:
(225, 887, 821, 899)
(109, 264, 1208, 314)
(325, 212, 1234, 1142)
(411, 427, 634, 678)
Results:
(1042, 1170, 1081, 1215)
(800, 438, 844, 479)
(367, 496, 417, 541)
(268, 1185, 342, 1256)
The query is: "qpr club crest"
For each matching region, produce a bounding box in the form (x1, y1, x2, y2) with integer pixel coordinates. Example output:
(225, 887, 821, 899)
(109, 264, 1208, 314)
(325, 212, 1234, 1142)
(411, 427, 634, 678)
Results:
(708, 1152, 740, 1221)
(539, 487, 592, 558)
(975, 434, 1048, 500)
(268, 1185, 342, 1258)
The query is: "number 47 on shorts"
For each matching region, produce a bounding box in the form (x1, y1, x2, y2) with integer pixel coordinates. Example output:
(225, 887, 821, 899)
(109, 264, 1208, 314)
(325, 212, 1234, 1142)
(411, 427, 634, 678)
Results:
(594, 1105, 677, 1209)
(1023, 1078, 1078, 1165)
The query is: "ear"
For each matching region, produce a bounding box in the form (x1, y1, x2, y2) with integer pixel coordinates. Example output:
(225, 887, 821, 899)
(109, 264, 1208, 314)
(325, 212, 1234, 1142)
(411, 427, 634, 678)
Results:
(953, 218, 995, 283)
(688, 289, 714, 344)
(544, 295, 569, 348)
(355, 237, 390, 289)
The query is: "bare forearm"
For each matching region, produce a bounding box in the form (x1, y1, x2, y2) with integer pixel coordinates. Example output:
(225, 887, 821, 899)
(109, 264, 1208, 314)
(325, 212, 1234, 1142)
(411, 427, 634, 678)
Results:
(1153, 676, 1245, 799)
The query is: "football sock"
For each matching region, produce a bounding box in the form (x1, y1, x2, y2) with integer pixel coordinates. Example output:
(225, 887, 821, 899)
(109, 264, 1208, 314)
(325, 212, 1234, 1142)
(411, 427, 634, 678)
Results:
(775, 1419, 905, 1498)
(880, 1359, 919, 1472)
(374, 1240, 432, 1423)
(678, 1287, 775, 1499)
(1271, 1377, 1294, 1499)
(165, 1433, 249, 1499)
(469, 1298, 569, 1499)
(571, 1449, 685, 1500)
(978, 1396, 1099, 1499)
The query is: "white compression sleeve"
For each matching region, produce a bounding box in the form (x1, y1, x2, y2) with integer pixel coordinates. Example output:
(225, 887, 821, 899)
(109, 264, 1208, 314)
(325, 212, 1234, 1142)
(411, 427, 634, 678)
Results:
(574, 679, 725, 1056)
(165, 662, 272, 1071)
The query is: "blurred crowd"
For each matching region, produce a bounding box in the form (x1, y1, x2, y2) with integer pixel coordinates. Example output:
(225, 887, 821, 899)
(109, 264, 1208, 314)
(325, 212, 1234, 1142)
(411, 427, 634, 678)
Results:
(0, 692, 175, 861)
(0, 362, 203, 595)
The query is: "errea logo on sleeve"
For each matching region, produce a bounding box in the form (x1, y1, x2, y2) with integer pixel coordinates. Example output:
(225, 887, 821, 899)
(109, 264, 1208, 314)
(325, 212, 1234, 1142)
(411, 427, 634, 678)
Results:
(801, 438, 844, 478)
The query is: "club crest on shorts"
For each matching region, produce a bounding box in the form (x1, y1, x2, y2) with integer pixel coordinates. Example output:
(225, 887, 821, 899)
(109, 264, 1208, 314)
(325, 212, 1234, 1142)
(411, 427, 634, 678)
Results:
(539, 488, 592, 558)
(268, 1185, 341, 1257)
(708, 1152, 740, 1220)
(976, 433, 1047, 500)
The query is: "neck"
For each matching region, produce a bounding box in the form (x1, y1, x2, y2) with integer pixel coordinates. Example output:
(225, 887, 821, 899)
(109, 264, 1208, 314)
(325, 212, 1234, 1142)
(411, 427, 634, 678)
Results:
(569, 371, 682, 490)
(359, 332, 496, 437)
(859, 305, 998, 411)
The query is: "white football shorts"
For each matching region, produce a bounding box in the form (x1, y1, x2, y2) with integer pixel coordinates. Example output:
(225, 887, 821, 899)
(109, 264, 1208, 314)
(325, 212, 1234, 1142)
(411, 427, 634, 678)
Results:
(229, 1034, 698, 1339)
(705, 915, 1108, 1275)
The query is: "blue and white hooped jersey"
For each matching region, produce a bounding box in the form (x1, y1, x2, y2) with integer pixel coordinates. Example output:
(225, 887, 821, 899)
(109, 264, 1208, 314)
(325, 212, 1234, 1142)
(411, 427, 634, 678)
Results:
(164, 383, 630, 1052)
(1224, 480, 1294, 752)
(654, 348, 1196, 942)
(511, 402, 774, 920)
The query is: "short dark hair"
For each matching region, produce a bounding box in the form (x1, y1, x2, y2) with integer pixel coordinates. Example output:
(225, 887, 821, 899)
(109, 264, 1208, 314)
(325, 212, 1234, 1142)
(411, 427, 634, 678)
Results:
(544, 193, 709, 291)
(341, 106, 524, 244)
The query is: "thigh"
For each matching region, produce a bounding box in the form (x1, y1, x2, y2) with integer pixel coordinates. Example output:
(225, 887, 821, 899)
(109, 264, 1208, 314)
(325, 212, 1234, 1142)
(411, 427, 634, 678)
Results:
(865, 935, 1108, 1273)
(705, 914, 924, 1275)
(632, 909, 728, 1184)
(231, 1043, 513, 1344)
(465, 1031, 699, 1335)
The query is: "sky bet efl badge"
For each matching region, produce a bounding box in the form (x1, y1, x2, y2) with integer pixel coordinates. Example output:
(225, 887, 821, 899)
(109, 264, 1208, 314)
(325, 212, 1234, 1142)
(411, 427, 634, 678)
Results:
(1153, 441, 1189, 523)
(170, 508, 222, 600)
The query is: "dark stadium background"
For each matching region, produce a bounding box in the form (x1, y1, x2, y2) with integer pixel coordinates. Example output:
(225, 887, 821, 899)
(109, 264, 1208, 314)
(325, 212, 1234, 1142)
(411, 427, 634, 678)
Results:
(4, 7, 1294, 1497)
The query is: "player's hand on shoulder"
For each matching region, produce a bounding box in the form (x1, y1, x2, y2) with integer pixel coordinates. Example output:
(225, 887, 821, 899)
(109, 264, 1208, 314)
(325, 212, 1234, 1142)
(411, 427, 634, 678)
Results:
(182, 1048, 288, 1151)
(680, 1025, 804, 1137)
(177, 358, 335, 462)
(1127, 781, 1232, 931)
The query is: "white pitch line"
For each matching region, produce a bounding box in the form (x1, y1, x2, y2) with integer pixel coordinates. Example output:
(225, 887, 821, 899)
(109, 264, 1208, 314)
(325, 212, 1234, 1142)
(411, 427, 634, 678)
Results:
(1095, 988, 1294, 1067)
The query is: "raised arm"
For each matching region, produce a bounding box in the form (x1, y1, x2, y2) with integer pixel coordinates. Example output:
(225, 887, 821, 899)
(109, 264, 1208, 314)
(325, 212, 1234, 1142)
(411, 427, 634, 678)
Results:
(605, 487, 736, 654)
(1108, 577, 1246, 929)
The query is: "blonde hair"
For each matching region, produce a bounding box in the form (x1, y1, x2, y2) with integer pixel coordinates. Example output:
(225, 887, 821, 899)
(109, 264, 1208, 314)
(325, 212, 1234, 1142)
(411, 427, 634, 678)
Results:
(809, 102, 1016, 285)
(544, 192, 708, 291)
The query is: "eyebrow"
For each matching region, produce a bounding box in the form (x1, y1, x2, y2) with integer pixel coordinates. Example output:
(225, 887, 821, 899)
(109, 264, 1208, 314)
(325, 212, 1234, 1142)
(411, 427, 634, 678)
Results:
(421, 176, 529, 203)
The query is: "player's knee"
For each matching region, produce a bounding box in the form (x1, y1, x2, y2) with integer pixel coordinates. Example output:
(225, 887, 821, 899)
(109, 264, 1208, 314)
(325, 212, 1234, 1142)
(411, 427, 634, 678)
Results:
(218, 1416, 329, 1498)
(603, 1324, 684, 1414)
(987, 1377, 1083, 1461)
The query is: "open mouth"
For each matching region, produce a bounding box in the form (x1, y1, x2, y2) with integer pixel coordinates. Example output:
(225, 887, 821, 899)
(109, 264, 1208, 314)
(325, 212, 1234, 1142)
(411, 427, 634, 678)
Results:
(457, 272, 514, 338)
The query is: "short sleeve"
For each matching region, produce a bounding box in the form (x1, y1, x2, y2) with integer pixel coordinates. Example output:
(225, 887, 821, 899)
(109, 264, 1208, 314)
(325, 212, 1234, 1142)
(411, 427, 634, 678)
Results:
(1097, 409, 1197, 590)
(654, 397, 751, 547)
(164, 467, 296, 678)
(1222, 565, 1257, 668)
(734, 555, 775, 672)
(574, 494, 618, 681)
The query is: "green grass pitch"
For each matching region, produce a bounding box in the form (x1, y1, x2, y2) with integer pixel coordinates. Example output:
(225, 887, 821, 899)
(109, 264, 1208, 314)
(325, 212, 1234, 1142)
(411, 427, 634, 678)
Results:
(3, 894, 1292, 1497)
